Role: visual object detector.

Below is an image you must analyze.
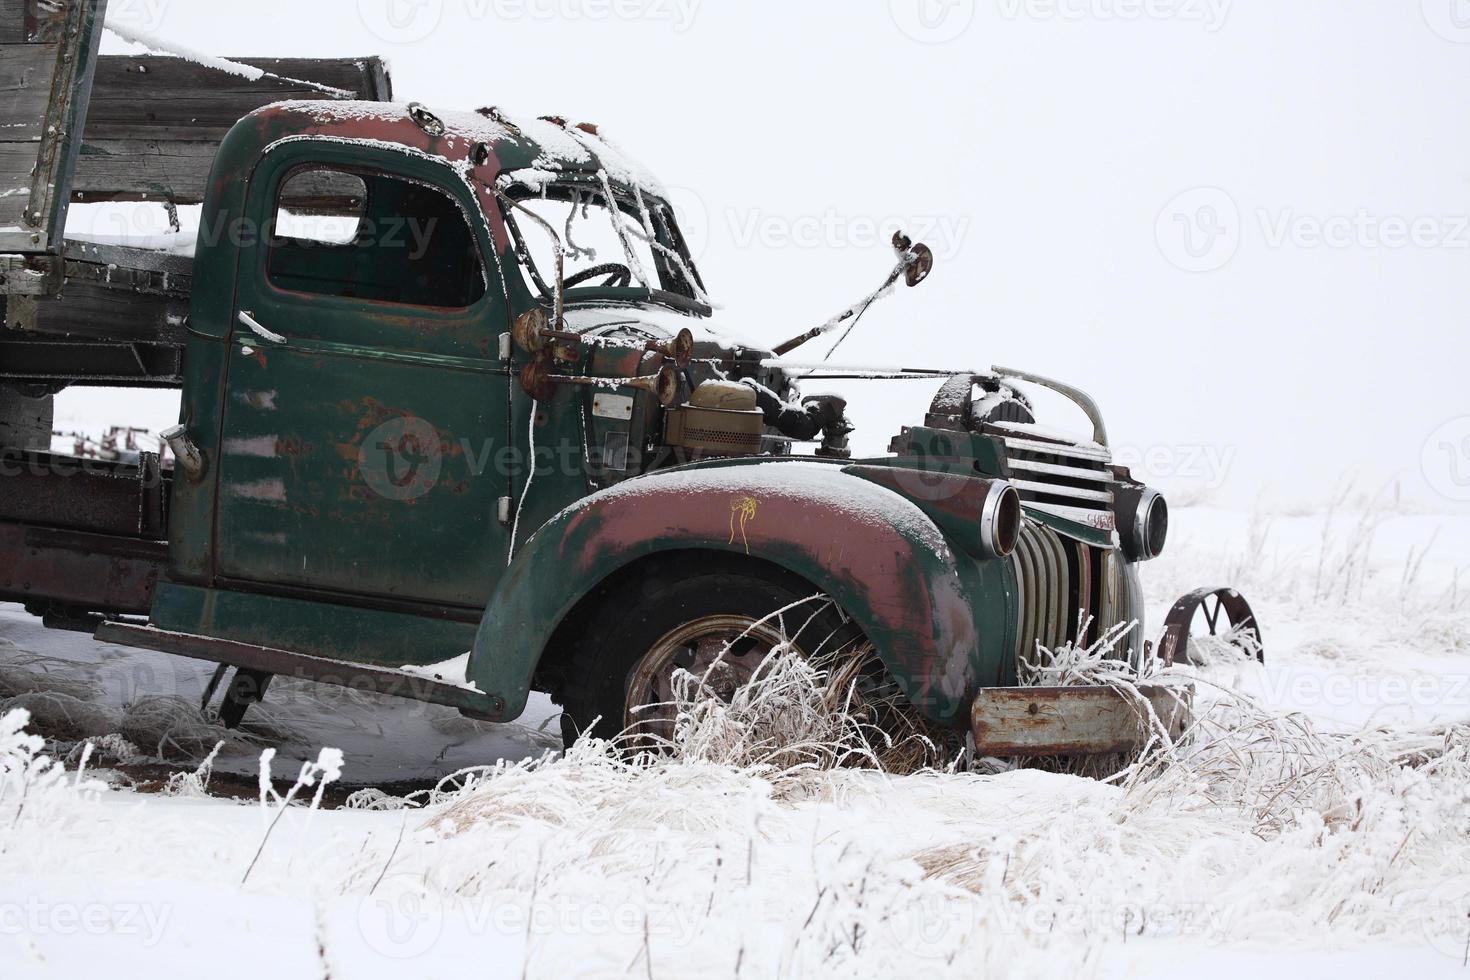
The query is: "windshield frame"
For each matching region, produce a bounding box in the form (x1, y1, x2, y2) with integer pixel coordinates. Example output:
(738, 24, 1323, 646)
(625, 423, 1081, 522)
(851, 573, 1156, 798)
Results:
(498, 177, 707, 309)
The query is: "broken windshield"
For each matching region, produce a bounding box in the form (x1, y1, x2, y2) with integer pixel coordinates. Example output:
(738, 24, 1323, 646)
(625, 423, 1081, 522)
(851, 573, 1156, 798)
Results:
(501, 182, 706, 306)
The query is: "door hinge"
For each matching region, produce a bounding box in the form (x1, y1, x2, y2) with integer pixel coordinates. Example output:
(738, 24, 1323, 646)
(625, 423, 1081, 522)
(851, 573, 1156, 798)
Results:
(497, 495, 512, 525)
(498, 331, 512, 361)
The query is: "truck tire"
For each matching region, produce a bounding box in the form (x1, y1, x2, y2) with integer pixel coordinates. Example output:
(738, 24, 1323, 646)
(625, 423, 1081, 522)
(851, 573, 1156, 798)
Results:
(557, 563, 863, 748)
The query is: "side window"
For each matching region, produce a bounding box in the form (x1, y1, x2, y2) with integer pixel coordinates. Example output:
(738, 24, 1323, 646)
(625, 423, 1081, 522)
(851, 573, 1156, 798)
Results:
(268, 166, 487, 309)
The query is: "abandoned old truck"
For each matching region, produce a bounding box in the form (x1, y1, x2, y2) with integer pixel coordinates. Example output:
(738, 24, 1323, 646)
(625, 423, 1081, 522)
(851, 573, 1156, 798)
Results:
(0, 0, 1261, 756)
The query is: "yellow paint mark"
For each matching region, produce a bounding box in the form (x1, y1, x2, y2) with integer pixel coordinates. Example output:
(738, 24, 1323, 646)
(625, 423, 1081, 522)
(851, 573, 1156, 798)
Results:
(729, 496, 759, 554)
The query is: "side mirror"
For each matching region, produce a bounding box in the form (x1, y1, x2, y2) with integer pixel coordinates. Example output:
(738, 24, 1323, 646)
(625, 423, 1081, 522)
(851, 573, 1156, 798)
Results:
(892, 231, 934, 287)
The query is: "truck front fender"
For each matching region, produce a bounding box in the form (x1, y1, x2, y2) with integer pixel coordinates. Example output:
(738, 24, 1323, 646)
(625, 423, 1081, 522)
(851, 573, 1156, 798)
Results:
(468, 461, 1017, 725)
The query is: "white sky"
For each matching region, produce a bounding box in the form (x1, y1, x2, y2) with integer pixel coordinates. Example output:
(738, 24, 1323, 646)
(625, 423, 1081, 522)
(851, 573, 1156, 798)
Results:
(81, 0, 1470, 511)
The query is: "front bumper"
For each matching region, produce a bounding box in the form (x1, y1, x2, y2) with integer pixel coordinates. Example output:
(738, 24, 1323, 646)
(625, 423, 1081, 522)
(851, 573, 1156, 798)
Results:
(971, 684, 1192, 757)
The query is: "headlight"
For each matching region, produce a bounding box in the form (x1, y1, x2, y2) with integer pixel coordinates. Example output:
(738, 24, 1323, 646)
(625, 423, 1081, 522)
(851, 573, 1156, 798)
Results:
(1126, 488, 1169, 561)
(980, 481, 1022, 559)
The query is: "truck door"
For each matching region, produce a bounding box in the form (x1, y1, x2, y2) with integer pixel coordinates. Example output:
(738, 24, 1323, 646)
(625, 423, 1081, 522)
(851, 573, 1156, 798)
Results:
(214, 145, 512, 610)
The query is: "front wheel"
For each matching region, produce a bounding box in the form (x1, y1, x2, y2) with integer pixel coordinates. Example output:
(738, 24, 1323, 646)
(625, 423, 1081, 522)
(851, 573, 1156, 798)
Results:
(556, 566, 861, 748)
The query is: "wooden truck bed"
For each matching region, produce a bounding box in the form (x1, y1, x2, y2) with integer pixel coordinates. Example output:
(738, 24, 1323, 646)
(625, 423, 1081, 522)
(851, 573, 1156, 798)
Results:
(0, 0, 392, 391)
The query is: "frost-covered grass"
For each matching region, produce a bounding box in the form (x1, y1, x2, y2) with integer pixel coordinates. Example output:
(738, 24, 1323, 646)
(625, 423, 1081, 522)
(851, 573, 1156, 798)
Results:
(3, 500, 1470, 977)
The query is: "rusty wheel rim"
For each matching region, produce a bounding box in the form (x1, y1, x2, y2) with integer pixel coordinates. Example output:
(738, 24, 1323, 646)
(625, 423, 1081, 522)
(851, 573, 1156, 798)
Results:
(623, 615, 795, 741)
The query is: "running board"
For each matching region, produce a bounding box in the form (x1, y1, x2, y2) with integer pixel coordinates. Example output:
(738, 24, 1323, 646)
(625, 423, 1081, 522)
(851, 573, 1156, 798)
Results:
(93, 622, 503, 721)
(971, 685, 1191, 757)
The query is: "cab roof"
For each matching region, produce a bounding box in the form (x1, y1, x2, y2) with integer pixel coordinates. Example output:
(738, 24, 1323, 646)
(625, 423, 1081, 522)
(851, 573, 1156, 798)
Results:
(240, 99, 667, 198)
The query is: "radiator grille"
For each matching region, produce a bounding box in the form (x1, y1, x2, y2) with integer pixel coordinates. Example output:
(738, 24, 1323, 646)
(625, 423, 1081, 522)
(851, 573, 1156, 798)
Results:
(986, 421, 1116, 533)
(1012, 522, 1072, 667)
(1013, 522, 1144, 667)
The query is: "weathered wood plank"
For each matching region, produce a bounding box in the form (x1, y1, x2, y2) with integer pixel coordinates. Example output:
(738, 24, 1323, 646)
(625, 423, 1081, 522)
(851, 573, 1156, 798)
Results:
(971, 685, 1192, 757)
(0, 3, 28, 43)
(69, 140, 219, 203)
(0, 44, 56, 143)
(84, 56, 394, 142)
(30, 281, 188, 344)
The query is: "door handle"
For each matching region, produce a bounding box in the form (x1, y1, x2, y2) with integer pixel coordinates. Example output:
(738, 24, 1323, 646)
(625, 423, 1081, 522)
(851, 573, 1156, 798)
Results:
(238, 310, 286, 344)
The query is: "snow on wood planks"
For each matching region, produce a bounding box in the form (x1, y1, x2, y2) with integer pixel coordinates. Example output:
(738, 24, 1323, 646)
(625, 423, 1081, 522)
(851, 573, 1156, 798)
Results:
(70, 56, 393, 204)
(86, 57, 392, 141)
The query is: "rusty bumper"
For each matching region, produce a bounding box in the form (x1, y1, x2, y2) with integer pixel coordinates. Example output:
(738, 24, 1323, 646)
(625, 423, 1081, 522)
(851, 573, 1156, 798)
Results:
(971, 685, 1192, 757)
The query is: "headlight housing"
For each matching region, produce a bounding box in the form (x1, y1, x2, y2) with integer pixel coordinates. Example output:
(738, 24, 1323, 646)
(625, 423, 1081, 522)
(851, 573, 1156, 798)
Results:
(1119, 486, 1168, 561)
(980, 480, 1022, 559)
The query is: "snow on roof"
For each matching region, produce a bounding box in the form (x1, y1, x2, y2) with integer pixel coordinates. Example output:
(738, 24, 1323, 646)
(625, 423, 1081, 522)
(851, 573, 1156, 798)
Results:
(272, 101, 667, 197)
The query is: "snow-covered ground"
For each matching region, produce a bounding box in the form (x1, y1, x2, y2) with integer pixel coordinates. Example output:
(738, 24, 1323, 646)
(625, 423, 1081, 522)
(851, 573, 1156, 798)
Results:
(3, 497, 1469, 978)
